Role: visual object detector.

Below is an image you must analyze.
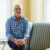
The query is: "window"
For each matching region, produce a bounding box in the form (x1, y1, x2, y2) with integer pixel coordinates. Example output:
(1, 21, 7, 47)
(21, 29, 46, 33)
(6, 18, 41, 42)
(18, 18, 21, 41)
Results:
(0, 0, 10, 41)
(44, 0, 50, 22)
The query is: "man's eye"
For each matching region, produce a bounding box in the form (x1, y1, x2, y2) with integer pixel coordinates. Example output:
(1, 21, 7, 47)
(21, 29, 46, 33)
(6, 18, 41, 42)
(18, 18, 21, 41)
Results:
(15, 8, 21, 10)
(15, 9, 18, 10)
(19, 9, 21, 10)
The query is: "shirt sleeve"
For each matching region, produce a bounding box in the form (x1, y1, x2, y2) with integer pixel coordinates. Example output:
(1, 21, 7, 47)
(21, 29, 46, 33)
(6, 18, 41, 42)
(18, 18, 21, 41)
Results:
(6, 19, 13, 40)
(23, 19, 30, 37)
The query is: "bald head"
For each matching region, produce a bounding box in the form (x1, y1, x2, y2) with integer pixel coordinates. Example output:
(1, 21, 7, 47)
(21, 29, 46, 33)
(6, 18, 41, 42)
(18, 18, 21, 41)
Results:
(14, 4, 22, 17)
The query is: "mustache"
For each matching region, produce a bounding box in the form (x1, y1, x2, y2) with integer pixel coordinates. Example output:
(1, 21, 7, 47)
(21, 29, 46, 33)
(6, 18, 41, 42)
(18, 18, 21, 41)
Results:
(15, 14, 21, 16)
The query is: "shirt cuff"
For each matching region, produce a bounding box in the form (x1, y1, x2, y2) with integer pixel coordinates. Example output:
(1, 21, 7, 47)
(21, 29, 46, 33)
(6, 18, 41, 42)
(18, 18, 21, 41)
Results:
(24, 34, 30, 37)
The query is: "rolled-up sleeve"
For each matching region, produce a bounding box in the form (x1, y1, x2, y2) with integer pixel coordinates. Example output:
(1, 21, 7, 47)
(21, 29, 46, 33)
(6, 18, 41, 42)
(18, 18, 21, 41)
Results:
(23, 20, 30, 37)
(6, 19, 12, 40)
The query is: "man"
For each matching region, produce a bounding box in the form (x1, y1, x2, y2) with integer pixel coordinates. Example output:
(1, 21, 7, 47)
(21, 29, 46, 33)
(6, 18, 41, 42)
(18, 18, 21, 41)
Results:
(6, 4, 29, 50)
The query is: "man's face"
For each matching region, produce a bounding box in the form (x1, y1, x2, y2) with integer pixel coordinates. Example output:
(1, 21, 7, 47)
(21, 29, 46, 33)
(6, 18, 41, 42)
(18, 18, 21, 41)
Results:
(14, 5, 21, 16)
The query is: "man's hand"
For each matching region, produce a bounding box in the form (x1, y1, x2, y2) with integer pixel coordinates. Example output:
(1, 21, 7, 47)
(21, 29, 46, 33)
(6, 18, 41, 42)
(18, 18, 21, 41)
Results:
(13, 38, 21, 47)
(9, 37, 14, 42)
(17, 39, 25, 46)
(17, 37, 28, 46)
(9, 37, 20, 47)
(9, 37, 28, 47)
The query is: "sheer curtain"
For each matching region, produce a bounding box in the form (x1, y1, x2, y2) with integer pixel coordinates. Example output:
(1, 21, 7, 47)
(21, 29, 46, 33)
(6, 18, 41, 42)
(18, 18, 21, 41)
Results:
(44, 0, 50, 22)
(0, 0, 10, 41)
(47, 0, 50, 22)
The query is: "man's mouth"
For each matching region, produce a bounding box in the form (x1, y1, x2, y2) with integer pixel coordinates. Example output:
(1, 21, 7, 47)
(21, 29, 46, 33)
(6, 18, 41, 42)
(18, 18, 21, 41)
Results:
(15, 13, 21, 16)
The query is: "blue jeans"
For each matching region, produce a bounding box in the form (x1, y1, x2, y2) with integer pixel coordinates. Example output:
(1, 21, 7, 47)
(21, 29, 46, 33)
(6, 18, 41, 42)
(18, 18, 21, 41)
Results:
(8, 40, 25, 50)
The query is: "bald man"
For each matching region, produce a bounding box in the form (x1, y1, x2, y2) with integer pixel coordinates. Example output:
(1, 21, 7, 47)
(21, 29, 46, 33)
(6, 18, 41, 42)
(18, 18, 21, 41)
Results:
(6, 4, 29, 50)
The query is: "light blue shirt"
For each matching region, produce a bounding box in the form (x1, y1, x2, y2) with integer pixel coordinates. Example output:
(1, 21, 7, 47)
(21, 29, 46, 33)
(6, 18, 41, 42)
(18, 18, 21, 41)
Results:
(6, 15, 29, 40)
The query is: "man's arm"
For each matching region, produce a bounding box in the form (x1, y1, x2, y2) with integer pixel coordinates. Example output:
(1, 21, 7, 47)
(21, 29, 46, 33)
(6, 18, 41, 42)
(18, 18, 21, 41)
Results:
(17, 20, 29, 46)
(6, 19, 16, 41)
(6, 19, 13, 40)
(24, 20, 30, 38)
(6, 19, 20, 47)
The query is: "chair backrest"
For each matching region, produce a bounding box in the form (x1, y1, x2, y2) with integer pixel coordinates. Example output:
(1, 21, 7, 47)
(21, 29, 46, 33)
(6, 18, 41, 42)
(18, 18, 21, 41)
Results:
(29, 23, 50, 50)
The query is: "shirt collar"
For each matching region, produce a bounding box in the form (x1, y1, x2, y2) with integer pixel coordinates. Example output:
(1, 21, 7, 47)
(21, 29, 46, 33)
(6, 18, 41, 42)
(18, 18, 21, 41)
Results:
(13, 15, 23, 20)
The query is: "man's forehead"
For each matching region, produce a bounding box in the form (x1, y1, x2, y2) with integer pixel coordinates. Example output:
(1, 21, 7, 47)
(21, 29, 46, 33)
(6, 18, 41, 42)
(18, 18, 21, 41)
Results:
(15, 5, 21, 9)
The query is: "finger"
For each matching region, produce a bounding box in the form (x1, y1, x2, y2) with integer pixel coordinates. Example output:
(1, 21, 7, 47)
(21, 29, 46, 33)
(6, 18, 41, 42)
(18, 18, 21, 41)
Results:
(17, 41, 23, 47)
(14, 41, 21, 47)
(18, 41, 24, 46)
(17, 39, 25, 46)
(16, 42, 20, 47)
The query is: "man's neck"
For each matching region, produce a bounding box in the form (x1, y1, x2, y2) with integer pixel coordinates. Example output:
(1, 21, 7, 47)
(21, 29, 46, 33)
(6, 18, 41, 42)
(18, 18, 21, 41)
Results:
(16, 16, 21, 22)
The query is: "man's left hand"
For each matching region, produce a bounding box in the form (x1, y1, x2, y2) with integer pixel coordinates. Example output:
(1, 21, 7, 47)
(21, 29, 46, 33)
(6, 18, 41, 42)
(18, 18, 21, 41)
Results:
(17, 39, 25, 46)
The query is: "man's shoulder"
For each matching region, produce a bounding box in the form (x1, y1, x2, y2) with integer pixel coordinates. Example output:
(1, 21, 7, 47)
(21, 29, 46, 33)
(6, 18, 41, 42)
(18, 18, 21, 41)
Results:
(7, 16, 14, 21)
(22, 16, 29, 25)
(22, 16, 28, 21)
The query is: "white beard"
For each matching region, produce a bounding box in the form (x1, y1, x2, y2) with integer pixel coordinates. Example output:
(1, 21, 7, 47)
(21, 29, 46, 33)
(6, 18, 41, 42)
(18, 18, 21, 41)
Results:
(15, 13, 21, 17)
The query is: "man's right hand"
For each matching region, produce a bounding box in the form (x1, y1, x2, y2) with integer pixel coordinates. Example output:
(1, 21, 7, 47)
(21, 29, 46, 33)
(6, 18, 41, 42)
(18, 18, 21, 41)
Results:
(9, 37, 14, 42)
(9, 37, 20, 47)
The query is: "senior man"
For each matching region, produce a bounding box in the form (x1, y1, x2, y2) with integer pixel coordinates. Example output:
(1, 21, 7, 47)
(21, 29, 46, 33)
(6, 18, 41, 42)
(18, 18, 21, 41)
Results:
(6, 4, 29, 50)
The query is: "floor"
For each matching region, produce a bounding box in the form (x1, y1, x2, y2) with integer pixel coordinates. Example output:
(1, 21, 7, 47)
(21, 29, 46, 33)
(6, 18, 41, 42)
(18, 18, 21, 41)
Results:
(0, 44, 11, 50)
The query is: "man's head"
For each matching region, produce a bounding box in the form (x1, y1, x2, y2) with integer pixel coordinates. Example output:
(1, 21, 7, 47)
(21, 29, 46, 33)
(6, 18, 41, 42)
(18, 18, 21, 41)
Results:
(14, 4, 22, 17)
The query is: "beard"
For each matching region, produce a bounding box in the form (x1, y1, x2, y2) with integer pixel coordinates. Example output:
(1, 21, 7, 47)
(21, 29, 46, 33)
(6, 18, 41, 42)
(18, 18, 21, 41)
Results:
(15, 13, 21, 17)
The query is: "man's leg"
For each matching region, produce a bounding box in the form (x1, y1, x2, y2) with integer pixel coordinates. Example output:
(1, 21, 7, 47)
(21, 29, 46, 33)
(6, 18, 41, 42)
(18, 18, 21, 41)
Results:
(14, 45, 20, 50)
(13, 45, 25, 50)
(19, 45, 25, 50)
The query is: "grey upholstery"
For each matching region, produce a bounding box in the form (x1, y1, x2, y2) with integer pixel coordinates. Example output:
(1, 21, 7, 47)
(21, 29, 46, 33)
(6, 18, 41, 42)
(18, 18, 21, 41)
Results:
(26, 23, 50, 50)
